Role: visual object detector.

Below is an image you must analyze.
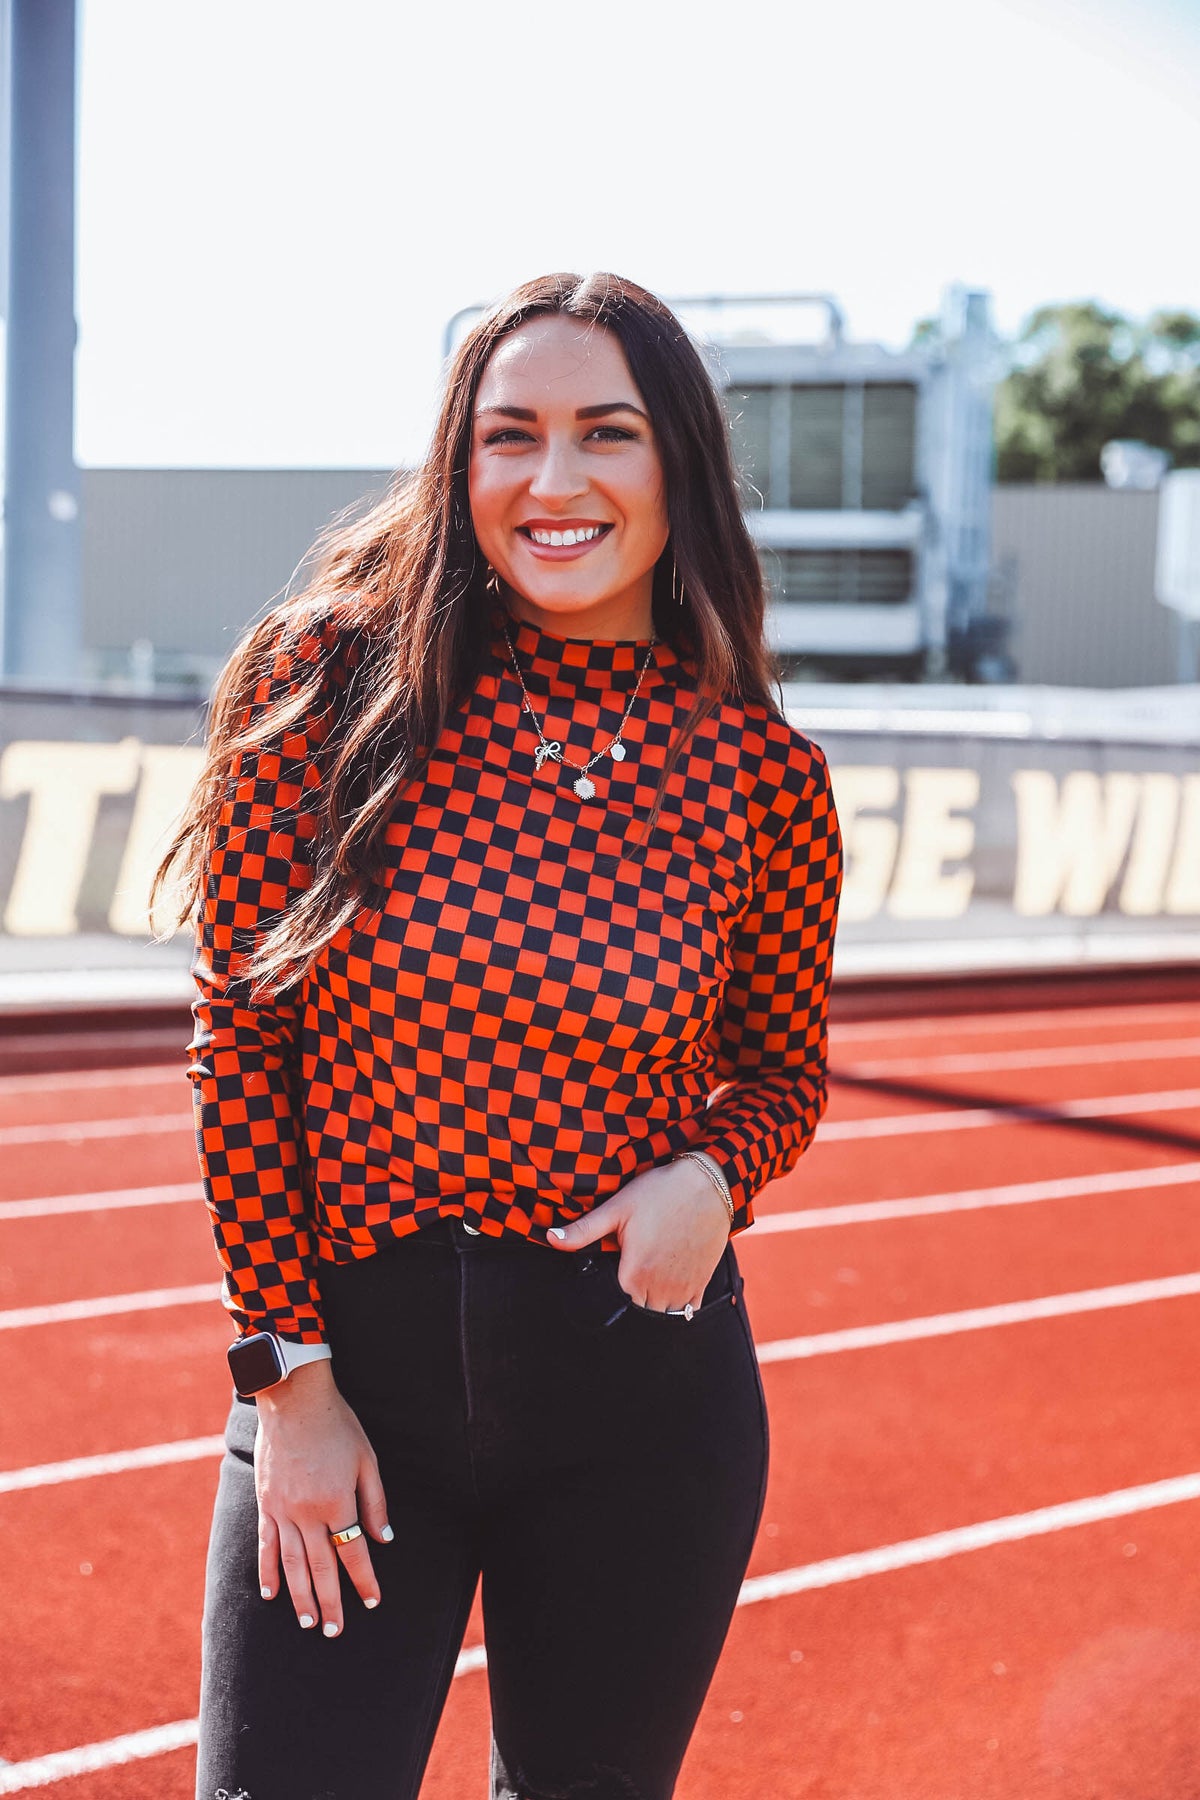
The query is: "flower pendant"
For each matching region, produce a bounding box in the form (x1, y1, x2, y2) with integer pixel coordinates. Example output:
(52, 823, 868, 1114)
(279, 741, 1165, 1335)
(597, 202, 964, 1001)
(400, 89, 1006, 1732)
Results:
(573, 774, 597, 800)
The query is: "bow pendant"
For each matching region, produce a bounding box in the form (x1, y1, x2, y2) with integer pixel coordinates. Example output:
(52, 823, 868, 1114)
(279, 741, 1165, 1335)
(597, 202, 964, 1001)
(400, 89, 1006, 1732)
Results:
(534, 741, 563, 770)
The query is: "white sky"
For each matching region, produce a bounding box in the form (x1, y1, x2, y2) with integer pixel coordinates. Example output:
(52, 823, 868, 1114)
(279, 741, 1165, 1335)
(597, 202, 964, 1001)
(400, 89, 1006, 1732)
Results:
(74, 0, 1199, 471)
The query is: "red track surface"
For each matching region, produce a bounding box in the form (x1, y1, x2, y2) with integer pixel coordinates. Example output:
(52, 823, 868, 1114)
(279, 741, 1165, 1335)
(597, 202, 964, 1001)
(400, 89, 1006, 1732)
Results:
(2, 986, 1200, 1797)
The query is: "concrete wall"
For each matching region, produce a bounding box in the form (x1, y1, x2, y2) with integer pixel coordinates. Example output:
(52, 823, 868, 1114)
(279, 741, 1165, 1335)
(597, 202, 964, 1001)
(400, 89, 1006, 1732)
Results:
(80, 467, 394, 677)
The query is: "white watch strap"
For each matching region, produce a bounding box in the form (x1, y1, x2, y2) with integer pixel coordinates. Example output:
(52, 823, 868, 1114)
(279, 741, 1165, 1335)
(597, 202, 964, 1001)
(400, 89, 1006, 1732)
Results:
(275, 1337, 333, 1378)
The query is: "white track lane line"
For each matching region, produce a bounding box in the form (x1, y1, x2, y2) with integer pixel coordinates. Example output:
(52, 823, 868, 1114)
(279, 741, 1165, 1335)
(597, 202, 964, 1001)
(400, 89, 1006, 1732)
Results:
(0, 1257, 1184, 1485)
(839, 1035, 1200, 1078)
(0, 1284, 218, 1331)
(735, 1470, 1200, 1601)
(819, 1086, 1200, 1141)
(829, 999, 1200, 1044)
(754, 1159, 1200, 1233)
(0, 1720, 201, 1793)
(4, 1158, 1199, 1232)
(0, 995, 1191, 1078)
(7, 1028, 1198, 1099)
(3, 1471, 1199, 1792)
(0, 1182, 199, 1222)
(0, 1437, 226, 1495)
(7, 1084, 1200, 1152)
(6, 1266, 1200, 1345)
(13, 1157, 1168, 1235)
(756, 1270, 1200, 1363)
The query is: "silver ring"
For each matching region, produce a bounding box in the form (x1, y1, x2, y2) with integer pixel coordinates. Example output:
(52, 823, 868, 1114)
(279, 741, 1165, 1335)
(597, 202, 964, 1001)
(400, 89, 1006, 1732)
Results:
(329, 1522, 363, 1546)
(664, 1303, 695, 1321)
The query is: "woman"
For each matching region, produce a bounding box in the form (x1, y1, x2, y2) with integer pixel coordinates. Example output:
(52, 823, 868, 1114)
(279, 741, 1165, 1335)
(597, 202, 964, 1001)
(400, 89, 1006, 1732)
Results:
(155, 271, 843, 1800)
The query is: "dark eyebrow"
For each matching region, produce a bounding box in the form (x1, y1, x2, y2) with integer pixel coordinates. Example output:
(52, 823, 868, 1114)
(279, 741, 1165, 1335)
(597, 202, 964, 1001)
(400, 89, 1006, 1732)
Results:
(473, 401, 649, 424)
(575, 402, 649, 422)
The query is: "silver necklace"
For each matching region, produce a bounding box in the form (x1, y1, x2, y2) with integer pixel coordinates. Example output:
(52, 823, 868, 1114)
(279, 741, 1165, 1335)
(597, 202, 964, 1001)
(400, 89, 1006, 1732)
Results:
(501, 620, 659, 801)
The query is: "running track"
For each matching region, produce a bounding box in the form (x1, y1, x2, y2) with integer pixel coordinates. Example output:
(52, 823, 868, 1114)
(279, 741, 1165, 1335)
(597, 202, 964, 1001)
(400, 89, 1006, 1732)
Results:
(2, 978, 1200, 1798)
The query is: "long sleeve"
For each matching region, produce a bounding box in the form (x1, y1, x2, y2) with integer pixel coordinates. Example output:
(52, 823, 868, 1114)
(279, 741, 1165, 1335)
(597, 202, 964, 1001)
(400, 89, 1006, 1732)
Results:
(185, 620, 349, 1346)
(690, 744, 843, 1234)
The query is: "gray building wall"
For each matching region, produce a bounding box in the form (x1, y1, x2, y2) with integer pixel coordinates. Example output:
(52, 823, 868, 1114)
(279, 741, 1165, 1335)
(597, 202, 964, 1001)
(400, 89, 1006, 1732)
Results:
(80, 467, 395, 682)
(992, 484, 1178, 688)
(75, 470, 1184, 691)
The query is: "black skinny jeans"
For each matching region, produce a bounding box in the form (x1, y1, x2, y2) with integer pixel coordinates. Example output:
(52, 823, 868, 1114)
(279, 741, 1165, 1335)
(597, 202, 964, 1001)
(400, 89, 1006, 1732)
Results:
(195, 1214, 770, 1800)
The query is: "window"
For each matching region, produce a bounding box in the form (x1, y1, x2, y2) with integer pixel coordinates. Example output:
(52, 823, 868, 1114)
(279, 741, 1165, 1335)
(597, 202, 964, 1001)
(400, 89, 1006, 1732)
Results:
(761, 548, 914, 606)
(723, 382, 918, 511)
(862, 385, 918, 510)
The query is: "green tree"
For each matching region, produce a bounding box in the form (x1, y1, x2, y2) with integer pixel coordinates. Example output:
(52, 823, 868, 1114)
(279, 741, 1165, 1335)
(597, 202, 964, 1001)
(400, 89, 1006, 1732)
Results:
(909, 301, 1200, 482)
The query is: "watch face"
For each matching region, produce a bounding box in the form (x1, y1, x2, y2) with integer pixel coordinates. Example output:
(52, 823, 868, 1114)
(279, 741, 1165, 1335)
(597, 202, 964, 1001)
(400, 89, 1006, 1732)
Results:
(228, 1333, 285, 1395)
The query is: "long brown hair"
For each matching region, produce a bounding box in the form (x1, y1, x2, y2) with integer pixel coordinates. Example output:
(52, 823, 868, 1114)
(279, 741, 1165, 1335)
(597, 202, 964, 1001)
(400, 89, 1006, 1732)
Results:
(151, 271, 785, 994)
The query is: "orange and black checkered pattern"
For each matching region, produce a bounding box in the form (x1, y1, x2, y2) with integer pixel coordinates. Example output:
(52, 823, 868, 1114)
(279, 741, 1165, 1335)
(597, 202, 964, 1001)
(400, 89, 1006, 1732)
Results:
(186, 597, 843, 1343)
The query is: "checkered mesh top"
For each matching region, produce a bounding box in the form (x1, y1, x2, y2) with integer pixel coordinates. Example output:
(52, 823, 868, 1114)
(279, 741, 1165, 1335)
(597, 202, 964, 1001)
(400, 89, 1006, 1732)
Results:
(186, 597, 844, 1344)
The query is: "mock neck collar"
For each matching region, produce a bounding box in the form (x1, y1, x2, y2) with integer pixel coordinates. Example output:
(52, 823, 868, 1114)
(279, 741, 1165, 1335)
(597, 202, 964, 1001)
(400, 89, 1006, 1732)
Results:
(486, 596, 685, 694)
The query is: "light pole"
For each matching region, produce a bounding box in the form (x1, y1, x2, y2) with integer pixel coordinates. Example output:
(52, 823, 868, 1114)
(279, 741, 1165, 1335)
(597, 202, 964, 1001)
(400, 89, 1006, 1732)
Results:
(1, 0, 82, 685)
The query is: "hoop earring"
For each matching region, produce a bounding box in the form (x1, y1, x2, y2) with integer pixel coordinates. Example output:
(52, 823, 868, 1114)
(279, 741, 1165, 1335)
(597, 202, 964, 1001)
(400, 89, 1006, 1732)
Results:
(671, 557, 685, 610)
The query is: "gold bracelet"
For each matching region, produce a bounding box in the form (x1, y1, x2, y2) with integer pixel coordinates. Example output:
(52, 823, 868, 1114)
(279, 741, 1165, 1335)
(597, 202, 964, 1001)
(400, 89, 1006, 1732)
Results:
(674, 1150, 735, 1227)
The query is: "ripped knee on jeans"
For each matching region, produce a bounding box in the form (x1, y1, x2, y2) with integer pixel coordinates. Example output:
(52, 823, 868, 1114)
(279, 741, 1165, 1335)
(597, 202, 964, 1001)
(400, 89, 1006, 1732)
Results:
(215, 1787, 337, 1800)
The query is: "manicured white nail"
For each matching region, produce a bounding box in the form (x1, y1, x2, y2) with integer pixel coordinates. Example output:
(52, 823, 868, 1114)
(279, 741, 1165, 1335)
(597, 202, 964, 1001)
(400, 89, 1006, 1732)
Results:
(323, 1621, 340, 1638)
(380, 1525, 394, 1543)
(299, 1614, 315, 1629)
(549, 1228, 566, 1241)
(260, 1585, 273, 1600)
(365, 1596, 380, 1610)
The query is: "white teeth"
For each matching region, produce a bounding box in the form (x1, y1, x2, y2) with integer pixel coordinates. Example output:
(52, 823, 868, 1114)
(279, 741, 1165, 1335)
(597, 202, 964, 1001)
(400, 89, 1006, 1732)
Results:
(527, 526, 604, 546)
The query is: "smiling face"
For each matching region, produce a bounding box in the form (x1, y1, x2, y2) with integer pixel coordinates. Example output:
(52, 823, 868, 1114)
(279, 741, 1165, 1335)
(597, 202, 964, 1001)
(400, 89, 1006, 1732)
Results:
(467, 314, 670, 640)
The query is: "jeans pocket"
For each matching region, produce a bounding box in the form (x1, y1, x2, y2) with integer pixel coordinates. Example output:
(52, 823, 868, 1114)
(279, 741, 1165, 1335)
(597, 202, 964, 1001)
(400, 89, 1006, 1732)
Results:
(607, 1242, 743, 1327)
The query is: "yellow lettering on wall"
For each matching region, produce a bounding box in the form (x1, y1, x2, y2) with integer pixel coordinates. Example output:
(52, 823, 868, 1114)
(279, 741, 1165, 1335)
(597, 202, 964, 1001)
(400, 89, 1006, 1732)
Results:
(1120, 772, 1180, 915)
(887, 767, 979, 920)
(1, 737, 141, 935)
(1165, 773, 1200, 914)
(826, 765, 898, 923)
(1012, 770, 1142, 916)
(108, 744, 206, 936)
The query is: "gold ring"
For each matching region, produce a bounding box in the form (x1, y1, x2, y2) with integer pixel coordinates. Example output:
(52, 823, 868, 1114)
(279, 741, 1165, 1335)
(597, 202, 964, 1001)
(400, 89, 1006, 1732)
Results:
(329, 1522, 363, 1546)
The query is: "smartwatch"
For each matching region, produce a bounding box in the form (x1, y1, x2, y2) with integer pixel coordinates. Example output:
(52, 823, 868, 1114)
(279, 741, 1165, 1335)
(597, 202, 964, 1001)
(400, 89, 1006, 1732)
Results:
(227, 1331, 332, 1398)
